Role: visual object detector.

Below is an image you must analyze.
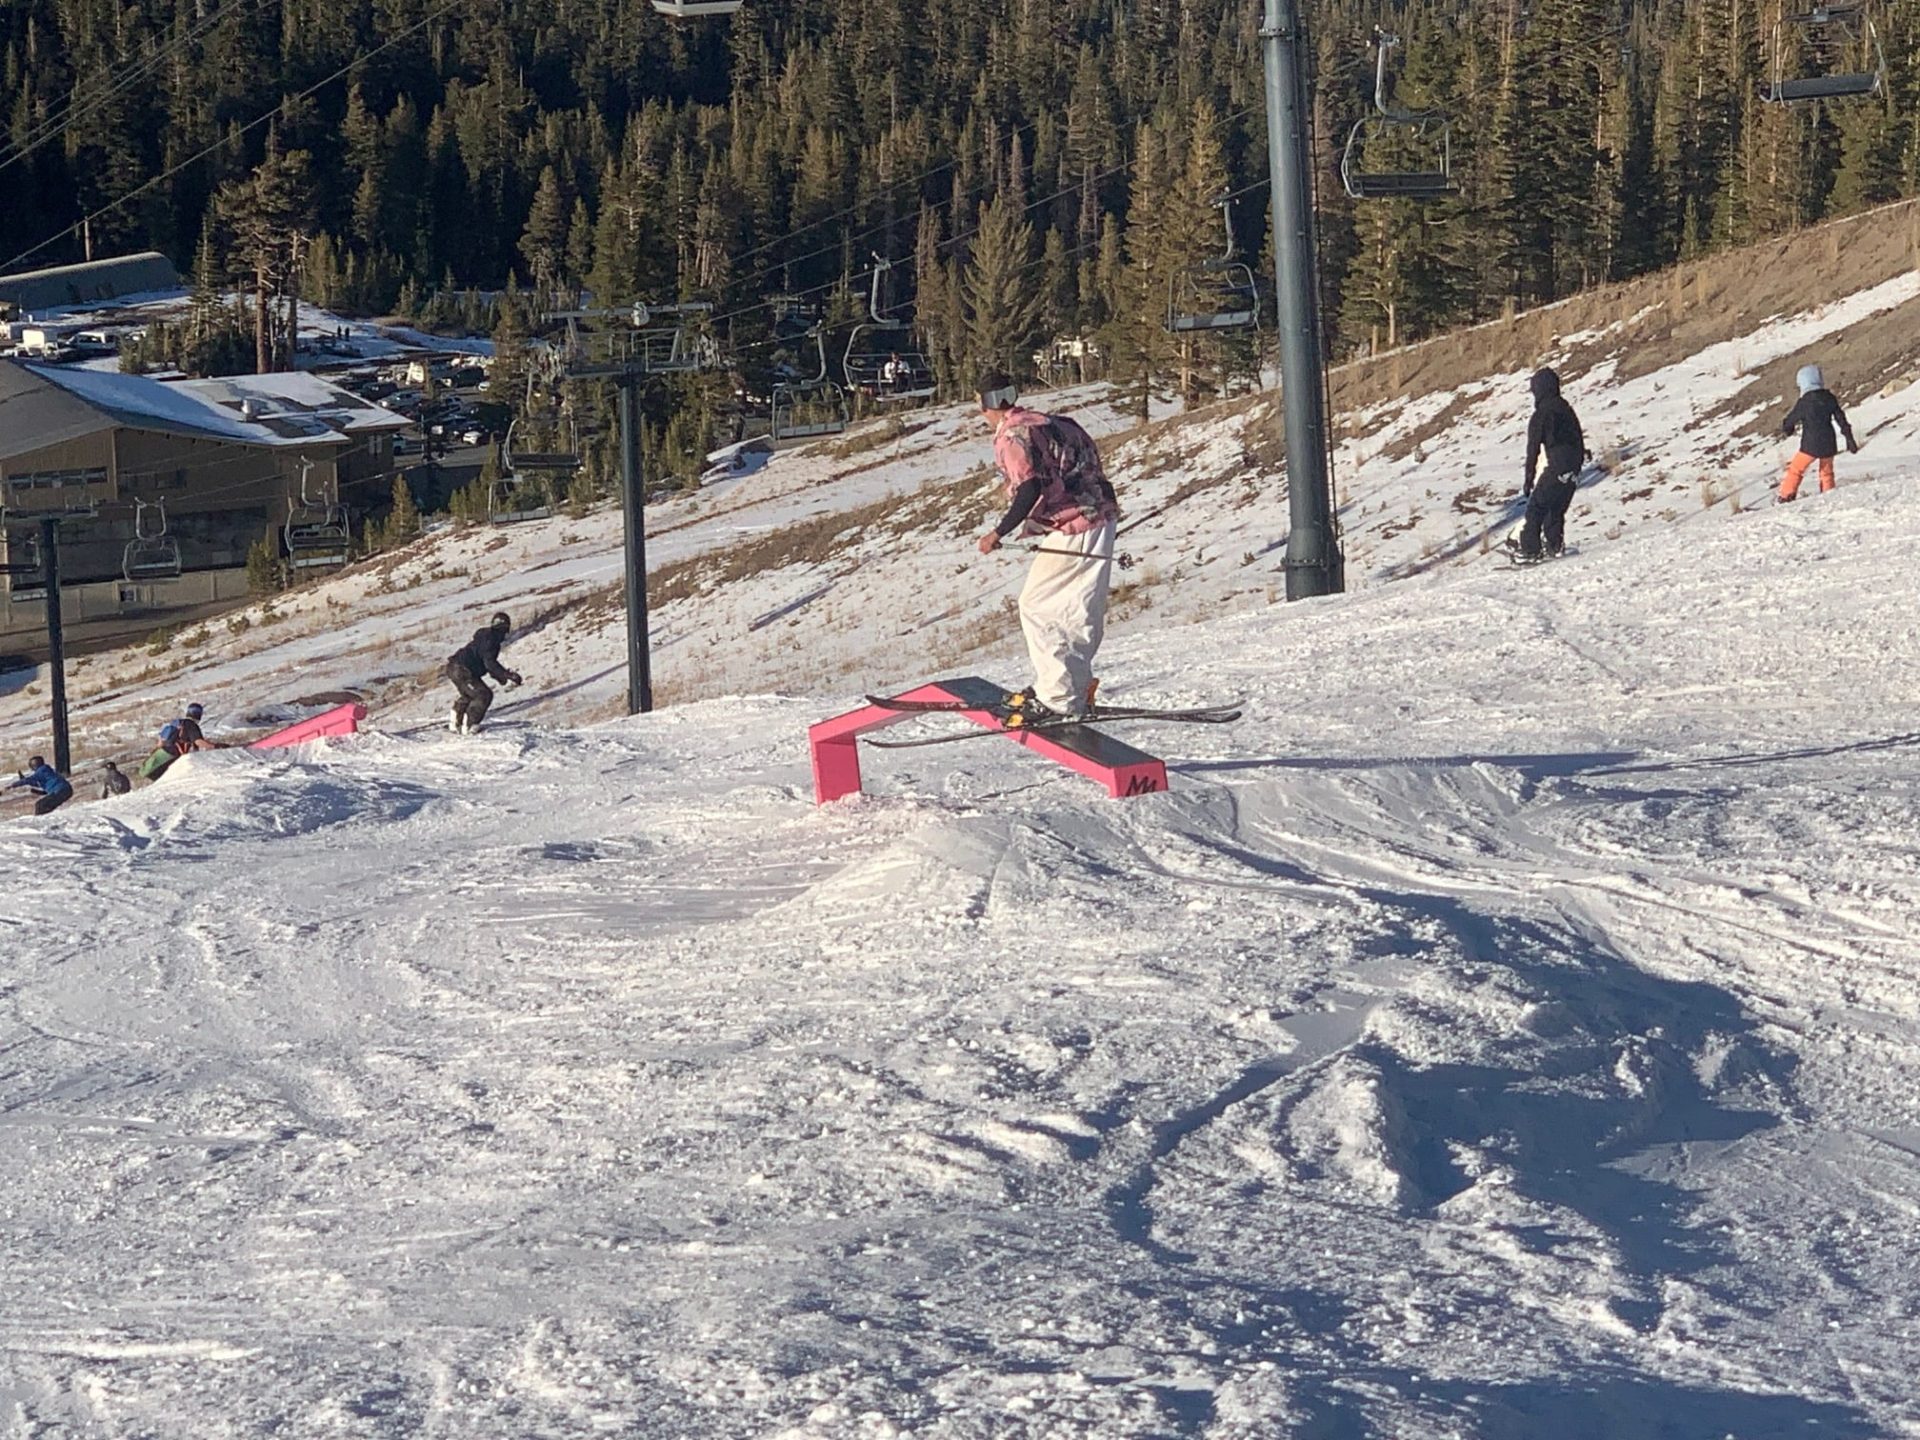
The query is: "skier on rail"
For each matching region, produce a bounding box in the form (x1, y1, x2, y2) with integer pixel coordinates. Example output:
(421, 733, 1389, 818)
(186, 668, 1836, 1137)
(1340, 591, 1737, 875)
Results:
(1515, 367, 1587, 563)
(974, 371, 1119, 720)
(445, 611, 522, 733)
(7, 756, 72, 815)
(1776, 363, 1859, 503)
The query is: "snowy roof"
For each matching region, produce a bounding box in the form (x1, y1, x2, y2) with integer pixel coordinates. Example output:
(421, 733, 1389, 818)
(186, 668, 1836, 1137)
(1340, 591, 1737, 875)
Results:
(0, 359, 116, 460)
(4, 363, 370, 456)
(0, 252, 181, 315)
(177, 372, 412, 437)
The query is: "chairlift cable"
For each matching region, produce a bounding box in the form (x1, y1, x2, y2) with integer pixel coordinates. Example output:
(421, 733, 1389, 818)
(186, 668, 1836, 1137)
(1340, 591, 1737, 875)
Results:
(0, 0, 278, 180)
(1, 0, 476, 277)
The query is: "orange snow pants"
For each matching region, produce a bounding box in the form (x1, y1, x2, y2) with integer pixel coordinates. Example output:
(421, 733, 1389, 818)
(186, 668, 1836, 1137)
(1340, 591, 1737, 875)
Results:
(1778, 451, 1835, 501)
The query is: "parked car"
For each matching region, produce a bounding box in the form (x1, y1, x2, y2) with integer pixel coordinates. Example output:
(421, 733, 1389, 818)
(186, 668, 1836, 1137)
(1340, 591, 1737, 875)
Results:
(461, 428, 488, 446)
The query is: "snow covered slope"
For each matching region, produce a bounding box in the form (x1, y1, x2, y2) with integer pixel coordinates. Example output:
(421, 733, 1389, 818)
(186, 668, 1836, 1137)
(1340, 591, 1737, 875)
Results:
(5, 220, 1920, 1432)
(3, 459, 1919, 1434)
(11, 237, 1920, 765)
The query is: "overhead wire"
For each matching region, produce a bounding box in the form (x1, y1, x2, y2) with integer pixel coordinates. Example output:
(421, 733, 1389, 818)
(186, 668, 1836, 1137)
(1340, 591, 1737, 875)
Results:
(0, 0, 278, 181)
(1, 0, 475, 277)
(709, 14, 1637, 330)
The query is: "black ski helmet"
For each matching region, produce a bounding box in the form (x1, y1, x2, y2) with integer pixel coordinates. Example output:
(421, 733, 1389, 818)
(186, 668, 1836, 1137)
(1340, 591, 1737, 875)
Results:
(490, 611, 512, 633)
(185, 702, 204, 720)
(27, 755, 44, 769)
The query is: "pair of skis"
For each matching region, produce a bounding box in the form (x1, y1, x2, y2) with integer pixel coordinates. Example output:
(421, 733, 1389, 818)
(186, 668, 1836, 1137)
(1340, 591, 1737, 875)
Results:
(862, 693, 1242, 748)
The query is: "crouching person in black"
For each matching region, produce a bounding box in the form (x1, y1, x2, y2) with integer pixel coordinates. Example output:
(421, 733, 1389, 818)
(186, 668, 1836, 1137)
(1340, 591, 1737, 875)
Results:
(446, 611, 522, 733)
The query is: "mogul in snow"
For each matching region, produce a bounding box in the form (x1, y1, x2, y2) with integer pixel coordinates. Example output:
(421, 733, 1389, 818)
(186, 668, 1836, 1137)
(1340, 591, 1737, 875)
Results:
(1515, 367, 1587, 563)
(446, 611, 522, 734)
(7, 756, 73, 816)
(1777, 364, 1859, 503)
(974, 371, 1119, 720)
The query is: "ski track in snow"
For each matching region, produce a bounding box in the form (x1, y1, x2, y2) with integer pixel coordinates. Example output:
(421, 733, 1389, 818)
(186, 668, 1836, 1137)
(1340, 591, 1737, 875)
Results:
(3, 304, 1920, 1434)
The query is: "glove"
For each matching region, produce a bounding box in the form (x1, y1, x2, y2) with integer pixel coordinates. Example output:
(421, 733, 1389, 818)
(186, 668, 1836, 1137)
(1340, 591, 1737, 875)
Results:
(1522, 481, 1533, 499)
(505, 671, 523, 688)
(1847, 438, 1859, 454)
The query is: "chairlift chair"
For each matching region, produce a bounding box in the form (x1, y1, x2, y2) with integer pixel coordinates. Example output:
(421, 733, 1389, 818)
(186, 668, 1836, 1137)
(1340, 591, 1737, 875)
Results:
(1763, 4, 1886, 103)
(843, 256, 939, 402)
(769, 324, 849, 446)
(283, 463, 352, 571)
(488, 469, 558, 524)
(1341, 31, 1457, 202)
(1166, 197, 1261, 333)
(489, 419, 580, 524)
(0, 527, 43, 591)
(122, 499, 183, 583)
(771, 295, 824, 344)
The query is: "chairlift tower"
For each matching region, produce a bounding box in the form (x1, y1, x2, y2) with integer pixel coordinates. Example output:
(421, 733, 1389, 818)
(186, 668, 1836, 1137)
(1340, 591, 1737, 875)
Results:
(549, 301, 719, 714)
(1261, 0, 1344, 598)
(3, 504, 98, 776)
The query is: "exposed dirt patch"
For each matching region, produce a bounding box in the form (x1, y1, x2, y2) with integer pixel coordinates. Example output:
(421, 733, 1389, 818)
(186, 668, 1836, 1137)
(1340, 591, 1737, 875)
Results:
(1697, 292, 1920, 442)
(1379, 387, 1498, 465)
(648, 469, 988, 608)
(1315, 197, 1920, 421)
(1450, 483, 1502, 515)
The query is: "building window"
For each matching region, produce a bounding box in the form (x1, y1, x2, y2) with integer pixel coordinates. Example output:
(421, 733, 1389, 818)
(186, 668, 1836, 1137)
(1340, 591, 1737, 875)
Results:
(4, 466, 108, 495)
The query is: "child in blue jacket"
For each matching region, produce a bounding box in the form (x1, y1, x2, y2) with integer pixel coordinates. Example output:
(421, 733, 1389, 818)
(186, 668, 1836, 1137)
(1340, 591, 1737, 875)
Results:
(7, 757, 72, 816)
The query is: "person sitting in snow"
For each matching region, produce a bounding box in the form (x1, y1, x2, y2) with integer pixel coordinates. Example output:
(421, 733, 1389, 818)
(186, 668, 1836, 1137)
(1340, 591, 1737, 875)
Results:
(974, 371, 1120, 720)
(7, 756, 73, 816)
(1777, 364, 1859, 503)
(445, 611, 522, 733)
(1515, 367, 1587, 562)
(100, 760, 131, 798)
(137, 702, 222, 783)
(172, 702, 225, 752)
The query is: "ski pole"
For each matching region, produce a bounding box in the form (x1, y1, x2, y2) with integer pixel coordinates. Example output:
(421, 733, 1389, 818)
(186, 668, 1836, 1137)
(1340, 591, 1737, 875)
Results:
(1114, 501, 1173, 538)
(1024, 546, 1136, 569)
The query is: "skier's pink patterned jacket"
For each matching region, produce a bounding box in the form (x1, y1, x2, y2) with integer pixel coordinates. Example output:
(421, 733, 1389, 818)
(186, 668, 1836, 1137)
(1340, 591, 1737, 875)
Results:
(992, 406, 1119, 537)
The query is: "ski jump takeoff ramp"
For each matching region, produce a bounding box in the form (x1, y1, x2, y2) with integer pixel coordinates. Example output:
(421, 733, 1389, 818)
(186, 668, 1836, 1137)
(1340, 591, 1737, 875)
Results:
(810, 677, 1169, 804)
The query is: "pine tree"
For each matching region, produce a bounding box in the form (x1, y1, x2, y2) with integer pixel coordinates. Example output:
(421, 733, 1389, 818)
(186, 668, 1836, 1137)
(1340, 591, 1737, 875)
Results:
(385, 474, 421, 545)
(520, 165, 569, 298)
(215, 136, 316, 373)
(961, 191, 1044, 379)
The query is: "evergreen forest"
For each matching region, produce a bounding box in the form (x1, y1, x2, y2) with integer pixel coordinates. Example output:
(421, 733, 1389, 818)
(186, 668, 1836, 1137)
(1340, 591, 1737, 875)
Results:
(5, 0, 1918, 472)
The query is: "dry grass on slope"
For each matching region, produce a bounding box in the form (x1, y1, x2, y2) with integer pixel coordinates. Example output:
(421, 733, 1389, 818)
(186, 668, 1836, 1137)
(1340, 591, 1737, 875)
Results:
(1707, 292, 1920, 442)
(1327, 197, 1920, 422)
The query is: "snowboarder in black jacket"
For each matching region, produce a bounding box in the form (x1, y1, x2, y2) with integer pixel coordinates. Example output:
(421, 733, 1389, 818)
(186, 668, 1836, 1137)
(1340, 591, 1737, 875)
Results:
(446, 611, 522, 733)
(1777, 364, 1858, 502)
(1516, 367, 1586, 561)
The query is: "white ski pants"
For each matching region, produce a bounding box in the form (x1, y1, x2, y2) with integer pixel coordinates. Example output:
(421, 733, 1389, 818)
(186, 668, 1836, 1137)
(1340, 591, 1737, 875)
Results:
(1018, 519, 1115, 714)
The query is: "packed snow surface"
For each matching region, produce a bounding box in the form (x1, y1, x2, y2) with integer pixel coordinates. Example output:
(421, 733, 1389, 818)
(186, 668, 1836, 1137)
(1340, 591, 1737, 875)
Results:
(3, 474, 1919, 1436)
(4, 267, 1920, 1434)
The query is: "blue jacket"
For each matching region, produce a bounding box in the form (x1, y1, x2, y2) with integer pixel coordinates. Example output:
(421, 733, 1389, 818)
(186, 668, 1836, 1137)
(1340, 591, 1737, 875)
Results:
(8, 763, 71, 798)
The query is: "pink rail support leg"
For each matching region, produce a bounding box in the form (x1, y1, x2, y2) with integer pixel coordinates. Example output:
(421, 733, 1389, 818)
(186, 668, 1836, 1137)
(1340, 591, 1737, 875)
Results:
(809, 677, 1168, 804)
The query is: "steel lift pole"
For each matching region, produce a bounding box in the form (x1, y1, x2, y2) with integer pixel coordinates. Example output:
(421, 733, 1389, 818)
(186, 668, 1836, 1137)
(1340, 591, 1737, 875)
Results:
(1261, 0, 1345, 599)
